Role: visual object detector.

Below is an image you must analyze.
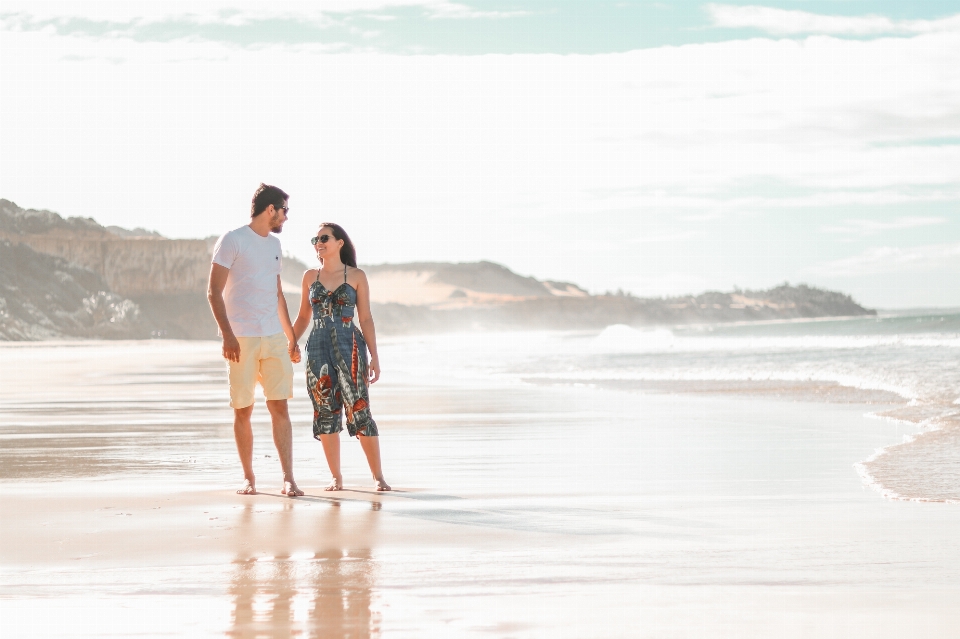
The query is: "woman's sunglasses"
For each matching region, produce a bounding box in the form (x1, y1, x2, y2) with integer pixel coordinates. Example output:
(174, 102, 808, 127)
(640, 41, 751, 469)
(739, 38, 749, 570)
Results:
(311, 234, 335, 246)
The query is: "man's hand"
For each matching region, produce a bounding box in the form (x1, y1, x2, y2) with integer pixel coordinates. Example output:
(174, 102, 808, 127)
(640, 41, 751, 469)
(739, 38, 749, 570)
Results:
(289, 341, 301, 364)
(222, 334, 241, 363)
(368, 356, 380, 384)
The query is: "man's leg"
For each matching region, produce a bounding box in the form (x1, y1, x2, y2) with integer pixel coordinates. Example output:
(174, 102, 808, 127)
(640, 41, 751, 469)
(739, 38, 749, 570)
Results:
(228, 336, 259, 495)
(234, 404, 256, 494)
(266, 399, 303, 496)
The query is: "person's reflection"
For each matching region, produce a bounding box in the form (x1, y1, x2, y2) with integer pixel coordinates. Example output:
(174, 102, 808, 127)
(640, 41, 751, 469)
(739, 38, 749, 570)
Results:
(227, 499, 381, 638)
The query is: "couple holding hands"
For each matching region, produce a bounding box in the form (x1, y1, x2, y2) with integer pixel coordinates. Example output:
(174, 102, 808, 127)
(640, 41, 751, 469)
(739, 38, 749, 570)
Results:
(207, 183, 389, 497)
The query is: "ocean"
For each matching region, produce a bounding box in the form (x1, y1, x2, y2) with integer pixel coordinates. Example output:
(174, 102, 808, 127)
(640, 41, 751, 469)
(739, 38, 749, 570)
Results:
(378, 311, 960, 502)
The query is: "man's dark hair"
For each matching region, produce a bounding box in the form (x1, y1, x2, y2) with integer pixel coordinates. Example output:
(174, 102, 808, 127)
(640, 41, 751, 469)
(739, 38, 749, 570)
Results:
(251, 183, 289, 218)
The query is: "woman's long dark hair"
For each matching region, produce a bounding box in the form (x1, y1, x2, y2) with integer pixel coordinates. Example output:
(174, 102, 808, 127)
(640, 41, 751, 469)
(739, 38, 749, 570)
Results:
(320, 222, 357, 267)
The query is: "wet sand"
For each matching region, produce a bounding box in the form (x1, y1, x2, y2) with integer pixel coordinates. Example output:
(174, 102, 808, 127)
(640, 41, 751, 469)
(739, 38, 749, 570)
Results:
(4, 340, 960, 637)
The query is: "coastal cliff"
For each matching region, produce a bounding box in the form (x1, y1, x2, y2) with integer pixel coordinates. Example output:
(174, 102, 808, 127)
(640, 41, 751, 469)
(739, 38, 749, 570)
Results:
(0, 200, 210, 295)
(0, 199, 876, 340)
(0, 200, 214, 338)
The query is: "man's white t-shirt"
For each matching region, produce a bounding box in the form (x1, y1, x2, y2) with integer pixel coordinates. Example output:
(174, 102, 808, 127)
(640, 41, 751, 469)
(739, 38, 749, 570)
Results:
(211, 226, 283, 337)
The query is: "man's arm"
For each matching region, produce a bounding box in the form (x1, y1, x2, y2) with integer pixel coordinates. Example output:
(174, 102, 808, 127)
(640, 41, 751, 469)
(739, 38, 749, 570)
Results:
(208, 263, 241, 362)
(277, 275, 300, 363)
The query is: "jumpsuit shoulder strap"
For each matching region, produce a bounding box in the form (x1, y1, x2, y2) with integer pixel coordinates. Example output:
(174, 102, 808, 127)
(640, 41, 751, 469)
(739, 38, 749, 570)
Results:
(315, 268, 321, 283)
(344, 264, 348, 284)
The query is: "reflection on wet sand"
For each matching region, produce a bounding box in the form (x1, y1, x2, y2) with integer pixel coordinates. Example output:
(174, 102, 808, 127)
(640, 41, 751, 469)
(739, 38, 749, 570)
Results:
(228, 501, 381, 639)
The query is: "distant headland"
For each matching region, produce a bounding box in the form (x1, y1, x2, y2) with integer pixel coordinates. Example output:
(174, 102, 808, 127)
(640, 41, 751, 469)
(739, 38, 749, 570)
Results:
(0, 199, 875, 340)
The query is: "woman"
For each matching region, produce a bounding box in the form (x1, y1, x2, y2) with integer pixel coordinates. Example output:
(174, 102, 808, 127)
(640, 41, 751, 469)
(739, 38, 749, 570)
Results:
(292, 223, 390, 491)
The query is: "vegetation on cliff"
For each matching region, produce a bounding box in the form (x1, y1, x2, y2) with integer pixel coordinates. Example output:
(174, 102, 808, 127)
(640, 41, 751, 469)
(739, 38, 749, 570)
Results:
(0, 241, 142, 340)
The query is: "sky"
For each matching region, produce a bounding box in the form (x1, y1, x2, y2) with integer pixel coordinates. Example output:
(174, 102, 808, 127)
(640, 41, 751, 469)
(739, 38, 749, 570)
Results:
(1, 1, 959, 308)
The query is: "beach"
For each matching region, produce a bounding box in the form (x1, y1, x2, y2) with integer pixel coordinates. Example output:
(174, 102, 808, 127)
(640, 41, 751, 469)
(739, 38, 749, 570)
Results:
(4, 0, 960, 634)
(4, 325, 960, 637)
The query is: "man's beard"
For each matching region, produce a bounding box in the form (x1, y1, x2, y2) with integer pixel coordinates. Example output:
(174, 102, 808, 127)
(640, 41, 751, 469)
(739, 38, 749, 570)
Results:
(270, 213, 283, 234)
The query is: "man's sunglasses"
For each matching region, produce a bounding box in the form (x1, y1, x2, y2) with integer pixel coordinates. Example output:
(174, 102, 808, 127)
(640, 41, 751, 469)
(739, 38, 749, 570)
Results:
(311, 234, 335, 245)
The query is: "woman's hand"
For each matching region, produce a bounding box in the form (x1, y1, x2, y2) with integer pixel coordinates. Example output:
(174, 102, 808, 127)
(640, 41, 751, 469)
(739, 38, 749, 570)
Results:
(288, 341, 301, 364)
(368, 356, 380, 384)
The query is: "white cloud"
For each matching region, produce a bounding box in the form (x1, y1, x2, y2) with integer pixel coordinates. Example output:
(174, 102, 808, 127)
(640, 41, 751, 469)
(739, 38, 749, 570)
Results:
(820, 217, 948, 236)
(628, 230, 702, 245)
(809, 243, 960, 277)
(0, 0, 520, 29)
(707, 4, 960, 36)
(423, 4, 528, 19)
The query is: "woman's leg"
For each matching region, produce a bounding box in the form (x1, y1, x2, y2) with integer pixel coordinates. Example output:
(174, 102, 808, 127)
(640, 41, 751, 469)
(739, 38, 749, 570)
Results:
(358, 434, 391, 491)
(319, 433, 342, 490)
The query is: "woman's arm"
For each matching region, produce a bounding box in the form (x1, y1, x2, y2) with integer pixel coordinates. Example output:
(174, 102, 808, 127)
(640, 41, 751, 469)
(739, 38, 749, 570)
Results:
(292, 269, 316, 343)
(353, 268, 380, 383)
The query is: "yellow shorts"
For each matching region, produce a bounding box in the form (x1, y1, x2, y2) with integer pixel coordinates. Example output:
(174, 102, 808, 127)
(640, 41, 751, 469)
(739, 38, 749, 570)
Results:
(228, 333, 294, 409)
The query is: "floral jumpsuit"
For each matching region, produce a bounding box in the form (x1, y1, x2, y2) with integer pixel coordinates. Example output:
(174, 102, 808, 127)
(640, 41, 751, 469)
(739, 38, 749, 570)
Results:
(305, 265, 378, 439)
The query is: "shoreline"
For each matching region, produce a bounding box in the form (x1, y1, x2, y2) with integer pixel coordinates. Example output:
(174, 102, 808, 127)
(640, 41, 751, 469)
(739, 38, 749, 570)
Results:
(0, 307, 940, 343)
(525, 375, 960, 504)
(0, 335, 944, 501)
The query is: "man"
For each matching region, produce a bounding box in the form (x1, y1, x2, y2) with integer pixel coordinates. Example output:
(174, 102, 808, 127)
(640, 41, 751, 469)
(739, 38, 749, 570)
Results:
(207, 183, 304, 497)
